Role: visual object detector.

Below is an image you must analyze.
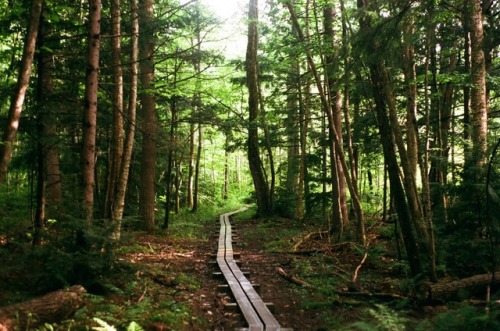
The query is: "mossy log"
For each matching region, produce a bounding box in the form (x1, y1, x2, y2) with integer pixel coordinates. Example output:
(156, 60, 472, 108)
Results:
(0, 285, 86, 331)
(418, 272, 500, 302)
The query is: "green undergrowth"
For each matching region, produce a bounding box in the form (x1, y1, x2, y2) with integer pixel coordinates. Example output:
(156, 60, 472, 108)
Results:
(0, 202, 245, 330)
(237, 214, 500, 330)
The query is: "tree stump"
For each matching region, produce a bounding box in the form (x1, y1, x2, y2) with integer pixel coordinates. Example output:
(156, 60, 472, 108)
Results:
(0, 285, 86, 330)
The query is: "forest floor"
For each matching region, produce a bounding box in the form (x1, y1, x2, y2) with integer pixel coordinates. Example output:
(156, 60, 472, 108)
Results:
(79, 210, 425, 330)
(1, 207, 497, 330)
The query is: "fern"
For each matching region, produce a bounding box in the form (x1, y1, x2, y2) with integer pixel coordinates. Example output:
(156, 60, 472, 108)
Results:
(92, 318, 117, 331)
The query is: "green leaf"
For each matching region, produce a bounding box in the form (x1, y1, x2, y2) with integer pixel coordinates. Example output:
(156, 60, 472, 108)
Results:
(127, 321, 144, 331)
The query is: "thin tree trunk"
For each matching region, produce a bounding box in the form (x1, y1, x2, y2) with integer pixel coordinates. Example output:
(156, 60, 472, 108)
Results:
(37, 11, 62, 214)
(356, 0, 421, 273)
(223, 145, 229, 200)
(297, 60, 310, 220)
(402, 14, 419, 177)
(0, 0, 43, 184)
(187, 121, 195, 208)
(163, 96, 176, 228)
(33, 10, 52, 246)
(286, 2, 365, 244)
(465, 0, 488, 171)
(105, 0, 125, 225)
(463, 8, 471, 141)
(82, 0, 101, 223)
(258, 85, 275, 211)
(285, 52, 300, 218)
(191, 12, 203, 212)
(323, 4, 349, 240)
(139, 0, 157, 230)
(112, 0, 139, 235)
(192, 123, 202, 212)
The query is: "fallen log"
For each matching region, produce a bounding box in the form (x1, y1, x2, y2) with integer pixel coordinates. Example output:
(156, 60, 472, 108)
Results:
(417, 272, 500, 302)
(337, 291, 406, 301)
(0, 285, 86, 331)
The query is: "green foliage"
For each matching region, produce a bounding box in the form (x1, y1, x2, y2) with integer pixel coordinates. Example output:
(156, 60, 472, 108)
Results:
(92, 318, 117, 331)
(416, 304, 500, 331)
(346, 304, 408, 331)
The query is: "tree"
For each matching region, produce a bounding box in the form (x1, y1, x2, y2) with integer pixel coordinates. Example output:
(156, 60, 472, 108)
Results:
(286, 1, 365, 244)
(465, 0, 488, 172)
(246, 0, 272, 216)
(105, 0, 125, 226)
(82, 0, 102, 223)
(0, 0, 43, 184)
(323, 3, 349, 240)
(139, 0, 158, 230)
(356, 0, 422, 275)
(111, 0, 140, 237)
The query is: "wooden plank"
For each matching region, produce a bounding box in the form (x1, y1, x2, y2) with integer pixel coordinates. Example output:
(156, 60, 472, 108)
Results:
(217, 209, 288, 331)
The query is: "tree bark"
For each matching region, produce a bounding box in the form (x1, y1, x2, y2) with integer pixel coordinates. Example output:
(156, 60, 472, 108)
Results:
(139, 0, 158, 230)
(465, 0, 488, 171)
(0, 0, 43, 184)
(164, 95, 177, 228)
(285, 50, 300, 218)
(112, 0, 139, 235)
(33, 9, 52, 246)
(418, 272, 500, 302)
(105, 0, 125, 226)
(36, 10, 62, 216)
(192, 122, 202, 212)
(82, 0, 101, 223)
(246, 0, 271, 216)
(187, 121, 195, 208)
(324, 4, 349, 240)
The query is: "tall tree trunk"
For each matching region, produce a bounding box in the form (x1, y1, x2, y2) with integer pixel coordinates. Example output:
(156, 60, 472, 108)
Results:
(285, 53, 300, 218)
(297, 60, 310, 220)
(465, 0, 488, 172)
(163, 96, 176, 228)
(33, 9, 52, 246)
(192, 123, 202, 212)
(341, 0, 358, 196)
(105, 0, 125, 225)
(191, 12, 203, 212)
(286, 1, 365, 244)
(246, 0, 271, 216)
(356, 0, 422, 274)
(112, 0, 139, 235)
(324, 4, 349, 240)
(462, 7, 471, 141)
(0, 0, 43, 184)
(223, 145, 229, 200)
(139, 0, 157, 230)
(37, 9, 62, 215)
(82, 0, 101, 223)
(187, 121, 195, 208)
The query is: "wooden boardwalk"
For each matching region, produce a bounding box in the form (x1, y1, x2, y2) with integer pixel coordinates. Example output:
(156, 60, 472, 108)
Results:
(216, 209, 291, 331)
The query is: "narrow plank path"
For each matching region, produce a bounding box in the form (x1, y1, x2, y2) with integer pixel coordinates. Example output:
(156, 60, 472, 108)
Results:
(216, 209, 291, 331)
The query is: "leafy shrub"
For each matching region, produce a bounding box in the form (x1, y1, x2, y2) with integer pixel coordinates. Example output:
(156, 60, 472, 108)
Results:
(417, 304, 500, 331)
(346, 304, 408, 331)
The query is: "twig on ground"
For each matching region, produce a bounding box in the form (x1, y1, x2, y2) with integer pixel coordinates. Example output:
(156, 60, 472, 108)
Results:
(352, 250, 369, 284)
(276, 267, 315, 288)
(291, 231, 329, 252)
(137, 286, 147, 303)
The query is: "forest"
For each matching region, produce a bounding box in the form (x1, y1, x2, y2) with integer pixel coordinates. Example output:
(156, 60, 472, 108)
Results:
(0, 0, 499, 329)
